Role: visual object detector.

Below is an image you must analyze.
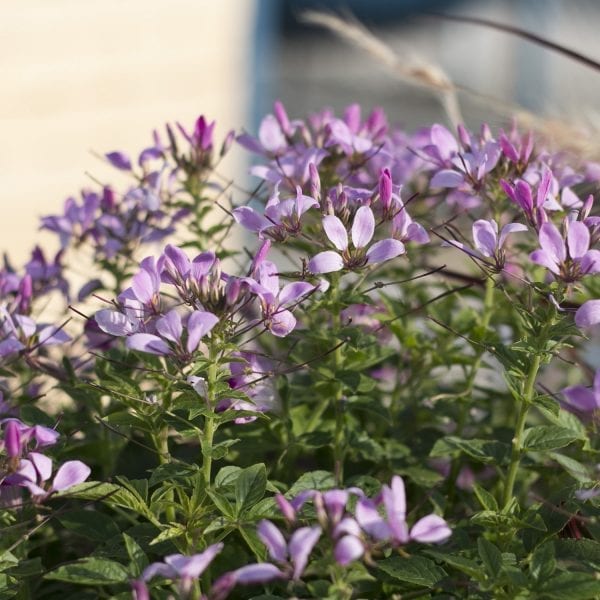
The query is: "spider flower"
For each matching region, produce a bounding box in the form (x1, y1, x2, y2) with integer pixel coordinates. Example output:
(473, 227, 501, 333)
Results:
(308, 206, 405, 273)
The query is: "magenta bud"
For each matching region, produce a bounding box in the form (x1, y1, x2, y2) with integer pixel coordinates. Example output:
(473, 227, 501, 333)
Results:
(521, 131, 534, 162)
(18, 275, 33, 313)
(4, 420, 21, 458)
(379, 168, 392, 211)
(273, 100, 291, 136)
(309, 163, 321, 198)
(582, 194, 594, 220)
(225, 277, 242, 306)
(275, 493, 296, 522)
(130, 579, 150, 600)
(457, 124, 470, 148)
(220, 129, 235, 157)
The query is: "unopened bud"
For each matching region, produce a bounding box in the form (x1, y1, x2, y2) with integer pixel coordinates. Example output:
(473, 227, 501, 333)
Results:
(4, 420, 21, 458)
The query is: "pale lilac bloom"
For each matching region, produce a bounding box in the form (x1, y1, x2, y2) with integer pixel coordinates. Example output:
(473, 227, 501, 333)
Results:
(446, 219, 527, 271)
(233, 184, 318, 241)
(219, 352, 278, 424)
(127, 309, 218, 357)
(246, 261, 314, 337)
(529, 220, 600, 282)
(575, 299, 600, 329)
(257, 520, 321, 580)
(138, 543, 223, 597)
(562, 371, 600, 413)
(355, 475, 451, 546)
(500, 169, 554, 228)
(7, 453, 90, 500)
(308, 206, 405, 273)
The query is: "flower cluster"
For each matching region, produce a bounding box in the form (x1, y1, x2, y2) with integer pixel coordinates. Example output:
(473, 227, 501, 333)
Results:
(0, 418, 89, 504)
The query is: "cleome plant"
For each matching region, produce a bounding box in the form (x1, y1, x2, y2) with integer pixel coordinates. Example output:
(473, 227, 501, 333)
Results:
(0, 99, 600, 600)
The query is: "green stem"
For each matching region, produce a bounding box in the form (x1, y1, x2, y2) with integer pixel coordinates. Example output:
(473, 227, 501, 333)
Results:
(502, 352, 541, 510)
(202, 348, 219, 486)
(154, 425, 176, 523)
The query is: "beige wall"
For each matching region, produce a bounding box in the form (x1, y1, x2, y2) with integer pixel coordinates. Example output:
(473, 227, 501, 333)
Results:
(1, 0, 257, 264)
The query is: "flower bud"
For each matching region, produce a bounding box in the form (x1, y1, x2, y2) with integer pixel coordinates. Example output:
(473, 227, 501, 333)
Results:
(4, 420, 21, 458)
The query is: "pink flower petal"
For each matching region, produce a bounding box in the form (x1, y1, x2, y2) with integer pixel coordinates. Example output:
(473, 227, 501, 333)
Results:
(351, 206, 375, 249)
(323, 215, 348, 251)
(308, 251, 344, 274)
(366, 239, 405, 264)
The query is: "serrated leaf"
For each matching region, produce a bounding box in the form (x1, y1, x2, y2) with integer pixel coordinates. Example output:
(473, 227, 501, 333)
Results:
(207, 490, 235, 519)
(376, 555, 447, 587)
(522, 426, 579, 452)
(235, 464, 267, 515)
(44, 558, 129, 585)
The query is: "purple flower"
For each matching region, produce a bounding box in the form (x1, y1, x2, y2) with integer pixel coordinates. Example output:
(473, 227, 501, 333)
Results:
(105, 151, 132, 171)
(575, 299, 600, 329)
(126, 309, 219, 357)
(355, 475, 451, 546)
(7, 453, 90, 500)
(529, 220, 600, 282)
(233, 184, 318, 241)
(308, 206, 405, 273)
(446, 219, 527, 271)
(500, 169, 554, 228)
(246, 261, 314, 337)
(137, 543, 223, 597)
(257, 520, 321, 580)
(562, 370, 600, 413)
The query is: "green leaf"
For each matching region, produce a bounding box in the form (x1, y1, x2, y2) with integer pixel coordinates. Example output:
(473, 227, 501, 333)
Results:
(56, 481, 155, 521)
(235, 464, 267, 515)
(549, 452, 592, 482)
(473, 484, 499, 511)
(148, 463, 199, 487)
(210, 438, 241, 460)
(238, 525, 267, 561)
(376, 555, 447, 587)
(207, 490, 235, 519)
(430, 437, 510, 465)
(215, 466, 242, 488)
(425, 551, 481, 579)
(123, 533, 148, 577)
(530, 542, 556, 581)
(555, 539, 600, 570)
(44, 558, 129, 585)
(58, 510, 120, 542)
(4, 558, 43, 578)
(287, 471, 334, 496)
(537, 572, 600, 599)
(478, 537, 502, 578)
(522, 426, 579, 452)
(149, 524, 186, 546)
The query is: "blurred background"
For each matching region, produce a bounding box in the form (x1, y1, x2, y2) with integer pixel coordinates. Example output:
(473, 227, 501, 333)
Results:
(3, 0, 600, 263)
